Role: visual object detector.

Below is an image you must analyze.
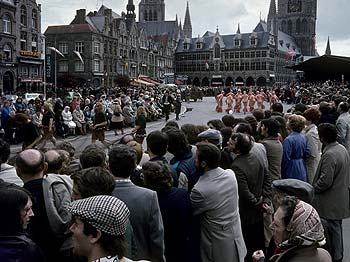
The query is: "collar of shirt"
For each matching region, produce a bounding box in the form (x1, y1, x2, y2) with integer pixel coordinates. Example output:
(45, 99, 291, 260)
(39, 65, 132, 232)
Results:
(91, 255, 119, 262)
(115, 178, 131, 183)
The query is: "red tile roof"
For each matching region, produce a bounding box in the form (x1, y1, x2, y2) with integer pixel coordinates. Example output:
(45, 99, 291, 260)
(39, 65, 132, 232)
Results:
(45, 24, 98, 34)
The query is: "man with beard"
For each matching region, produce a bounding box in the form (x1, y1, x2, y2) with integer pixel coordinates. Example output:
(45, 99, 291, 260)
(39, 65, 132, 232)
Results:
(190, 142, 246, 262)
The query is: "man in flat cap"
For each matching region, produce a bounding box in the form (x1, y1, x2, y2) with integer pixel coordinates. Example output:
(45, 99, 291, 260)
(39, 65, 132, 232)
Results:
(68, 195, 148, 262)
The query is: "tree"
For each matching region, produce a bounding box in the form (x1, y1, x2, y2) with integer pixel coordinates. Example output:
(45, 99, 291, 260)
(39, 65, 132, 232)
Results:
(115, 75, 130, 87)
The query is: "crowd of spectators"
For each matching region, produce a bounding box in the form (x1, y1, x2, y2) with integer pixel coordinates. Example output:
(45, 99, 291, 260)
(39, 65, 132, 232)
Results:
(1, 79, 350, 262)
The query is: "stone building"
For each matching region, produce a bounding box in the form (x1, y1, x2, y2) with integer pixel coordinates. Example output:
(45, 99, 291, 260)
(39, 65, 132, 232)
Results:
(1, 0, 44, 94)
(174, 0, 317, 87)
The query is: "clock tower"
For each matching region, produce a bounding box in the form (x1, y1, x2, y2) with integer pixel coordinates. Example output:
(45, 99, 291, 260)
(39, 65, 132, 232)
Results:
(277, 0, 317, 56)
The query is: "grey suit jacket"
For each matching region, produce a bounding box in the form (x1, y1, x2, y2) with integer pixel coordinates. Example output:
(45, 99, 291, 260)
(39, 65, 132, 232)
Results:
(303, 124, 321, 183)
(262, 137, 283, 181)
(312, 142, 350, 220)
(191, 167, 247, 262)
(112, 180, 166, 262)
(336, 112, 350, 153)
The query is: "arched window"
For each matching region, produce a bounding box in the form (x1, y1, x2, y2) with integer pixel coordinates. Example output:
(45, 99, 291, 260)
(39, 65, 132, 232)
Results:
(32, 9, 38, 29)
(144, 11, 148, 21)
(302, 19, 308, 33)
(296, 19, 301, 34)
(287, 20, 293, 34)
(214, 43, 220, 59)
(153, 10, 157, 21)
(2, 14, 11, 34)
(20, 6, 27, 26)
(281, 20, 287, 33)
(3, 44, 12, 62)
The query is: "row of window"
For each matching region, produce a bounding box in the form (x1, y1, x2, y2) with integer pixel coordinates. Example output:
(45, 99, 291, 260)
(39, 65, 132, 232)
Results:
(176, 61, 274, 72)
(2, 7, 39, 34)
(20, 32, 38, 51)
(19, 66, 39, 77)
(58, 60, 99, 73)
(176, 50, 269, 61)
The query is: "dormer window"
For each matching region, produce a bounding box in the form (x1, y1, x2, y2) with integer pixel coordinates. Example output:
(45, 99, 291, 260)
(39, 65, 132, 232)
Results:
(250, 38, 257, 46)
(286, 43, 290, 49)
(279, 40, 284, 46)
(196, 42, 202, 49)
(183, 43, 188, 50)
(235, 39, 240, 46)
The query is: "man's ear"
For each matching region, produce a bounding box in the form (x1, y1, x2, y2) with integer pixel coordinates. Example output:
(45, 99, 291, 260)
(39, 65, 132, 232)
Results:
(43, 162, 48, 173)
(89, 229, 102, 244)
(200, 160, 207, 169)
(16, 167, 22, 178)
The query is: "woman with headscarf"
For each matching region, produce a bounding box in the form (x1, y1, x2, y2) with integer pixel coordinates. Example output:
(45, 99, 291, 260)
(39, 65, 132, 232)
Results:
(62, 106, 76, 136)
(252, 196, 331, 262)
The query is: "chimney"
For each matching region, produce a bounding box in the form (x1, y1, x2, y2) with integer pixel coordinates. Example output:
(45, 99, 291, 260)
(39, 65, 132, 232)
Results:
(104, 8, 112, 18)
(72, 9, 86, 24)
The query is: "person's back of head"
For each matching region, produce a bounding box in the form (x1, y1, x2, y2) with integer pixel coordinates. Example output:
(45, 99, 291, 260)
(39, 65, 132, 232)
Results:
(45, 150, 64, 174)
(221, 115, 235, 128)
(164, 128, 190, 159)
(164, 120, 179, 129)
(230, 133, 253, 155)
(294, 103, 307, 114)
(318, 123, 337, 144)
(252, 109, 265, 122)
(196, 142, 221, 170)
(56, 142, 75, 158)
(80, 144, 107, 169)
(146, 131, 168, 157)
(338, 101, 350, 113)
(207, 119, 225, 130)
(142, 161, 173, 191)
(271, 102, 283, 114)
(108, 144, 137, 178)
(261, 118, 281, 137)
(16, 149, 46, 179)
(71, 167, 115, 200)
(181, 124, 200, 145)
(0, 139, 10, 165)
(234, 122, 253, 136)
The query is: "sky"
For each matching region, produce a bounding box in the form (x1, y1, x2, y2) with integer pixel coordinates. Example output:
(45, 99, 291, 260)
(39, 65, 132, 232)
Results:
(39, 0, 350, 57)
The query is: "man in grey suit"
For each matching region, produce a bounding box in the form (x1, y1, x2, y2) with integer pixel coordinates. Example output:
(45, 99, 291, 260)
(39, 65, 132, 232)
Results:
(191, 142, 247, 262)
(336, 101, 350, 154)
(109, 145, 166, 262)
(313, 123, 350, 262)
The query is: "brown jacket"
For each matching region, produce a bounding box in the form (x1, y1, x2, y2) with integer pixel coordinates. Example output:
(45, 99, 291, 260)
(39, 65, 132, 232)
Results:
(270, 246, 331, 262)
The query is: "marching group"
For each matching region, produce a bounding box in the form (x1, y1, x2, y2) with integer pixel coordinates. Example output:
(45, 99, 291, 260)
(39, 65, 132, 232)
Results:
(0, 80, 350, 262)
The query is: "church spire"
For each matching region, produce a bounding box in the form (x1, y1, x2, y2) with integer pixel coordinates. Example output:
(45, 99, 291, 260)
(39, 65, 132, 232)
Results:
(126, 0, 136, 19)
(183, 1, 192, 38)
(267, 0, 277, 35)
(236, 23, 241, 34)
(325, 36, 331, 55)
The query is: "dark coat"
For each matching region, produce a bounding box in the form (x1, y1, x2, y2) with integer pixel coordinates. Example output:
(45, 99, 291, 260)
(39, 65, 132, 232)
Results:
(0, 235, 46, 262)
(231, 152, 272, 225)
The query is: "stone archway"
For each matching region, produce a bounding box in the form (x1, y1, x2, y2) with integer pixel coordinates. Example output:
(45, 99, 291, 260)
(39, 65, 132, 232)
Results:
(235, 76, 244, 86)
(225, 77, 234, 87)
(246, 76, 255, 87)
(201, 77, 209, 87)
(3, 71, 14, 94)
(193, 77, 200, 87)
(257, 76, 267, 87)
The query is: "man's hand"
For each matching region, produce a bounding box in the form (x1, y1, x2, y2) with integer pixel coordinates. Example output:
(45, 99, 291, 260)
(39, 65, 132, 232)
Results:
(252, 250, 265, 262)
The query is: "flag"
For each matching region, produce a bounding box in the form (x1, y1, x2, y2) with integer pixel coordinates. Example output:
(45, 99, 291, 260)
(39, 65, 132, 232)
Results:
(286, 51, 296, 61)
(48, 47, 65, 57)
(73, 51, 84, 65)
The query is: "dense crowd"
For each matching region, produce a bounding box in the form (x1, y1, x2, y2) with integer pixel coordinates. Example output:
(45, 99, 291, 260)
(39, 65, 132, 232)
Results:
(0, 80, 350, 262)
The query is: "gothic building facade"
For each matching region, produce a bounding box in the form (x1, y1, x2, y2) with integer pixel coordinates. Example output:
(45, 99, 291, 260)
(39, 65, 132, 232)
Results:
(174, 0, 317, 87)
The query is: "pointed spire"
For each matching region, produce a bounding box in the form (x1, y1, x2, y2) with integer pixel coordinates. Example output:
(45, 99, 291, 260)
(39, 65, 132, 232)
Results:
(216, 25, 219, 33)
(236, 23, 241, 34)
(325, 36, 332, 55)
(179, 19, 182, 30)
(183, 1, 192, 38)
(267, 0, 277, 20)
(176, 14, 178, 25)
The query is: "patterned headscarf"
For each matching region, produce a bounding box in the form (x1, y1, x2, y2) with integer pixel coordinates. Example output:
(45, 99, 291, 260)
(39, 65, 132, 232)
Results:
(279, 200, 326, 249)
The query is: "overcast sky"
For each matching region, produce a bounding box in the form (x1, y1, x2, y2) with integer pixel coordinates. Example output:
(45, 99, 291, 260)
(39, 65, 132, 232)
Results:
(40, 0, 350, 57)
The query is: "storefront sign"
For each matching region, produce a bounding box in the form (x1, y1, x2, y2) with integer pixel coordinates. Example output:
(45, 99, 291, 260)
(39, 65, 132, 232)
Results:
(20, 50, 40, 58)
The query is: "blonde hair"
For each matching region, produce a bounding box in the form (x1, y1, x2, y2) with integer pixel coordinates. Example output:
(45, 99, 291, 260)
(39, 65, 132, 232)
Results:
(287, 114, 306, 133)
(43, 102, 52, 112)
(137, 106, 147, 117)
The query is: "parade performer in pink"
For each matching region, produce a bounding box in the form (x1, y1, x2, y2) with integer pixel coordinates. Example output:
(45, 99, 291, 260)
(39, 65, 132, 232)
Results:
(248, 91, 256, 112)
(215, 91, 224, 113)
(269, 91, 279, 110)
(256, 91, 264, 110)
(225, 92, 234, 113)
(234, 90, 242, 113)
(242, 91, 249, 114)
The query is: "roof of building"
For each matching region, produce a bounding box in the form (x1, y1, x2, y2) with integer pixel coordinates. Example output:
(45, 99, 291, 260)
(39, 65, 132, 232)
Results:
(253, 21, 268, 33)
(87, 16, 105, 32)
(176, 31, 270, 52)
(97, 5, 121, 19)
(45, 23, 98, 34)
(138, 21, 178, 37)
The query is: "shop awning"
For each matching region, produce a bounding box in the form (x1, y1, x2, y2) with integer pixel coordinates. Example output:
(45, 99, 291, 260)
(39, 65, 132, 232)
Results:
(131, 79, 154, 86)
(139, 76, 161, 85)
